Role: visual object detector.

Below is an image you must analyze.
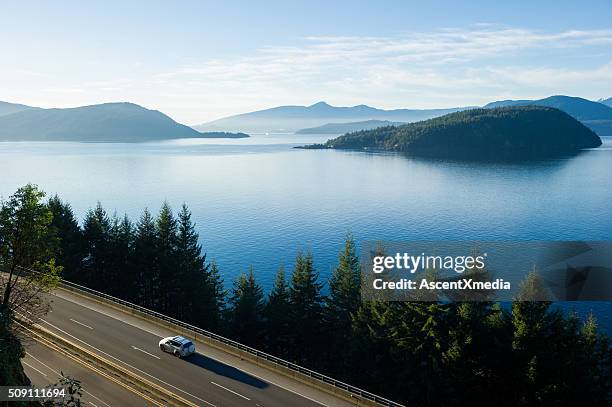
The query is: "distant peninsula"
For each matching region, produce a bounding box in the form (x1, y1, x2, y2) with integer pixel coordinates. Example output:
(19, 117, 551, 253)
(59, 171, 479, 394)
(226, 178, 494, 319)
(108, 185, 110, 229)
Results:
(0, 101, 248, 142)
(296, 119, 405, 134)
(300, 107, 602, 160)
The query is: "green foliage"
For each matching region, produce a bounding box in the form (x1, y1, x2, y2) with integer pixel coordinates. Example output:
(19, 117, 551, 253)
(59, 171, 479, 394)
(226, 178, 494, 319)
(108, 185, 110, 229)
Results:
(0, 311, 29, 387)
(0, 184, 57, 309)
(8, 186, 611, 406)
(43, 373, 83, 407)
(228, 267, 264, 345)
(289, 251, 324, 365)
(324, 234, 362, 375)
(81, 203, 111, 289)
(48, 196, 84, 283)
(325, 106, 602, 159)
(264, 266, 291, 354)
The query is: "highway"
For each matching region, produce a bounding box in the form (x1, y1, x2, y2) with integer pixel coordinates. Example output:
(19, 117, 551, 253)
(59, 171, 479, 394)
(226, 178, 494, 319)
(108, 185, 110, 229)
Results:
(23, 340, 148, 406)
(31, 288, 354, 407)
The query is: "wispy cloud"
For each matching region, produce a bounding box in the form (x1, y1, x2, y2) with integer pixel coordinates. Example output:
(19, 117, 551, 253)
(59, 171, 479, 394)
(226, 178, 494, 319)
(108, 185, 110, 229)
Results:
(4, 25, 612, 123)
(151, 26, 612, 121)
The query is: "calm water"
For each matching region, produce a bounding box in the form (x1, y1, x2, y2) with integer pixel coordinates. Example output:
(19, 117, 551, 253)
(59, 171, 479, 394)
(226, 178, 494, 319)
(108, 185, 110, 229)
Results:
(1, 135, 611, 329)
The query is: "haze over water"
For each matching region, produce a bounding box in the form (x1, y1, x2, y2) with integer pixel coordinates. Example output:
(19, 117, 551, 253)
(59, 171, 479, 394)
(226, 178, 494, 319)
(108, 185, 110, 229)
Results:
(1, 134, 611, 329)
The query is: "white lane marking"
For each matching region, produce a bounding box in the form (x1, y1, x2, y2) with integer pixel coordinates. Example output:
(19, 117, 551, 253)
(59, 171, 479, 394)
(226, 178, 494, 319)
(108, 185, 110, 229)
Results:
(70, 318, 94, 330)
(26, 352, 60, 375)
(52, 293, 329, 406)
(27, 352, 113, 407)
(23, 361, 47, 377)
(210, 381, 250, 400)
(39, 319, 217, 407)
(83, 392, 111, 407)
(131, 345, 161, 359)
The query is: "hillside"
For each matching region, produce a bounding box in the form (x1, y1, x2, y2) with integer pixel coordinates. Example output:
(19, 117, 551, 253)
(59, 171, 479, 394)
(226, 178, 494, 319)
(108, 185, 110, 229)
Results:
(0, 102, 248, 142)
(309, 107, 602, 160)
(296, 119, 404, 134)
(485, 95, 612, 136)
(599, 98, 612, 107)
(195, 101, 468, 133)
(0, 101, 38, 117)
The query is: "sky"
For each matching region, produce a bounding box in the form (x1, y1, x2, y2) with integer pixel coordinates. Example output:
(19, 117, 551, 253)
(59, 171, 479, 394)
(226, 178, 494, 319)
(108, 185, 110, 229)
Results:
(2, 0, 612, 124)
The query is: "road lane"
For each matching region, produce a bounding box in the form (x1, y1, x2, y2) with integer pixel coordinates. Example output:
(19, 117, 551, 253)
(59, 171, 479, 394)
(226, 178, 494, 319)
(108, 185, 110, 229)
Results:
(41, 292, 334, 407)
(23, 340, 150, 407)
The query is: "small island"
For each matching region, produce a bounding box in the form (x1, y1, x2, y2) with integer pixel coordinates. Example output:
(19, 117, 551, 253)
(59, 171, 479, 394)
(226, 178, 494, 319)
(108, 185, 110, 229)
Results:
(296, 119, 404, 134)
(299, 106, 602, 160)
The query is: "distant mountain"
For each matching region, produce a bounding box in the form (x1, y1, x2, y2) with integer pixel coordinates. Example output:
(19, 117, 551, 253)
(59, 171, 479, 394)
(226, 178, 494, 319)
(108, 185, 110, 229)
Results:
(0, 101, 38, 117)
(304, 107, 602, 160)
(195, 101, 469, 133)
(0, 102, 248, 142)
(296, 119, 405, 134)
(599, 98, 612, 107)
(485, 95, 612, 136)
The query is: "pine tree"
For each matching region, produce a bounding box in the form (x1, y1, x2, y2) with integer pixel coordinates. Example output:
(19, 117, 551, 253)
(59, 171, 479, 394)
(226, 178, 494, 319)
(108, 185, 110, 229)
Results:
(229, 267, 264, 345)
(175, 203, 225, 328)
(107, 214, 135, 299)
(133, 209, 158, 308)
(47, 195, 84, 283)
(202, 261, 226, 331)
(264, 266, 291, 355)
(156, 202, 179, 315)
(82, 202, 111, 290)
(289, 251, 323, 365)
(325, 234, 362, 375)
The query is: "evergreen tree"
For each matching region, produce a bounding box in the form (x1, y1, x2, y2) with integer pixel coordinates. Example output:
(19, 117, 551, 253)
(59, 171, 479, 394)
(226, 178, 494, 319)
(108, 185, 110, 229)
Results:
(133, 209, 158, 308)
(289, 251, 324, 365)
(175, 203, 225, 329)
(107, 214, 135, 299)
(229, 267, 264, 345)
(47, 195, 84, 283)
(264, 266, 291, 355)
(175, 203, 203, 321)
(325, 234, 361, 375)
(202, 261, 226, 331)
(156, 202, 179, 315)
(81, 202, 111, 290)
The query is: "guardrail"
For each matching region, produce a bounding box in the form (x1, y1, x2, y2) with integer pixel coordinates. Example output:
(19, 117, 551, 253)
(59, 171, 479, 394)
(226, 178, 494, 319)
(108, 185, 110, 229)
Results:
(57, 277, 404, 407)
(20, 321, 198, 407)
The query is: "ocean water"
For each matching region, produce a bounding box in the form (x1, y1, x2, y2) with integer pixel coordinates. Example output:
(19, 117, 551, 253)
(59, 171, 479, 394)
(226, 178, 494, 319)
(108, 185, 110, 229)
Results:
(1, 134, 611, 330)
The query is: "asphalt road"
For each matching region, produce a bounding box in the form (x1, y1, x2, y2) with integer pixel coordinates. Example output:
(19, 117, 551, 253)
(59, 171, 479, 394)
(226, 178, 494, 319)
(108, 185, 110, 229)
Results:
(23, 340, 149, 407)
(35, 291, 349, 407)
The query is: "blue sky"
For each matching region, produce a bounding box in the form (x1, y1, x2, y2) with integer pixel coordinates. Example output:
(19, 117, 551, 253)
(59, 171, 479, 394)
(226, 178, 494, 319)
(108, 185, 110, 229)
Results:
(2, 1, 612, 123)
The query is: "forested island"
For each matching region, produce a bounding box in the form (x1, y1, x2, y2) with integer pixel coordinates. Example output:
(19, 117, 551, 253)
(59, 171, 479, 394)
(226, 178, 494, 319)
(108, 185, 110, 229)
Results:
(2, 184, 612, 406)
(302, 107, 602, 160)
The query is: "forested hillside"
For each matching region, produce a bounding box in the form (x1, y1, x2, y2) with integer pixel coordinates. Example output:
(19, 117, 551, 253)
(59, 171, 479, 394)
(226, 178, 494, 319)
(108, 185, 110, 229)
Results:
(20, 187, 607, 406)
(318, 106, 602, 160)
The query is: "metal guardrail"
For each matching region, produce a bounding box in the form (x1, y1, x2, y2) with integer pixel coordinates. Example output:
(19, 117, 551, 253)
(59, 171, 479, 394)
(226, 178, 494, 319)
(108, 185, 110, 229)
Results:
(58, 278, 405, 407)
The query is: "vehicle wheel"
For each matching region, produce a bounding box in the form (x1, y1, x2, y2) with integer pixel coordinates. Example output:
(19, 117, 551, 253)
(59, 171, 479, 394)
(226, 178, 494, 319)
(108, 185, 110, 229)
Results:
(174, 351, 181, 358)
(160, 345, 164, 352)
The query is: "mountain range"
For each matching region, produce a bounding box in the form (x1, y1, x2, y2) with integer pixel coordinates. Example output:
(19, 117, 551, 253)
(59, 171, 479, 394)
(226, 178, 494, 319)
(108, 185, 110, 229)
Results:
(196, 96, 612, 136)
(0, 102, 248, 142)
(484, 95, 612, 136)
(598, 98, 612, 107)
(0, 101, 39, 117)
(194, 101, 469, 133)
(2, 95, 611, 142)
